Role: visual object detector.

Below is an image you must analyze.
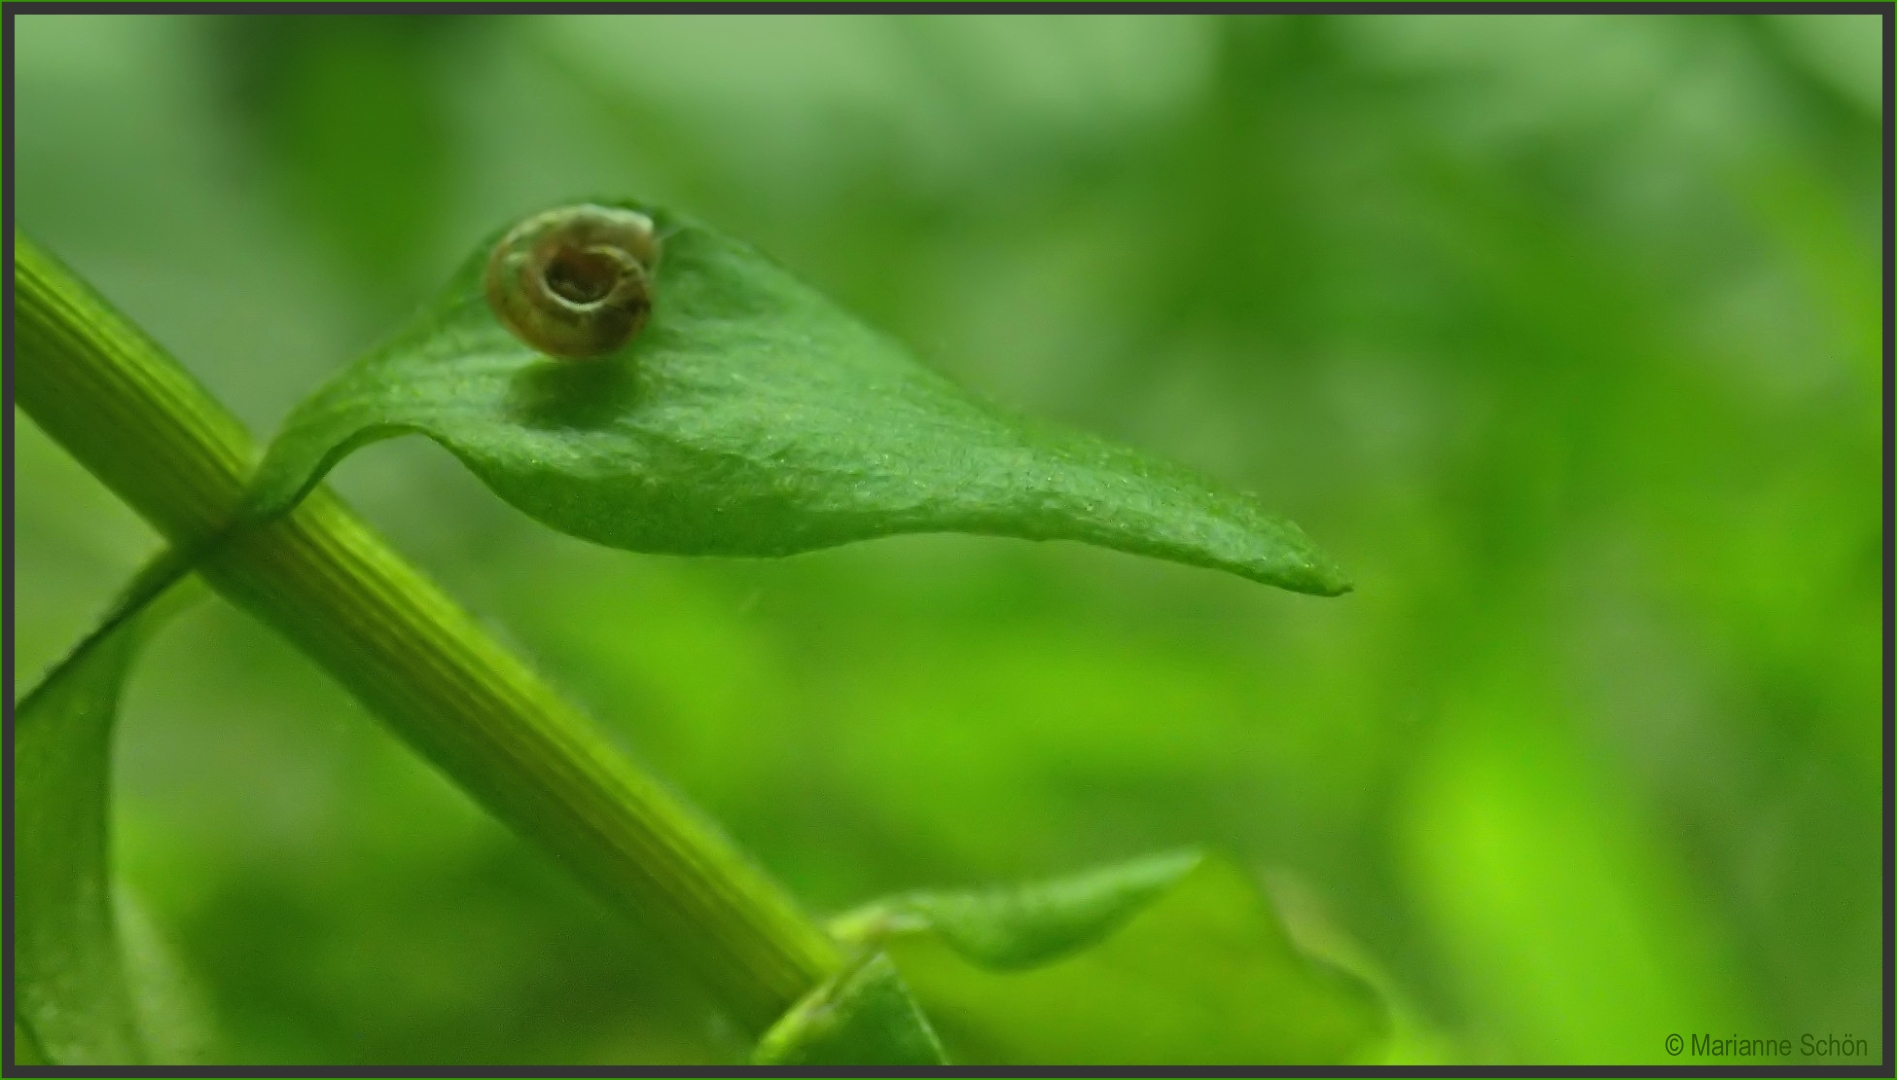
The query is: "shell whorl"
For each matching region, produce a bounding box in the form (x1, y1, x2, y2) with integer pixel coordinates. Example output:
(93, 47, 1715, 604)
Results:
(484, 205, 661, 360)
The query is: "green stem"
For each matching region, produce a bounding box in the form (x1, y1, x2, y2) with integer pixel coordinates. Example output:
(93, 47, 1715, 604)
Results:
(13, 230, 842, 1035)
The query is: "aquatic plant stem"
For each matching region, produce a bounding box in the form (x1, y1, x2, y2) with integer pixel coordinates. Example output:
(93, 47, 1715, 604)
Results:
(12, 230, 842, 1035)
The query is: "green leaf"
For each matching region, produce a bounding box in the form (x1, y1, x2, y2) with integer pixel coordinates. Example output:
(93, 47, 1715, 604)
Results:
(831, 848, 1202, 971)
(829, 850, 1389, 1065)
(751, 951, 948, 1066)
(248, 200, 1350, 595)
(14, 556, 204, 1065)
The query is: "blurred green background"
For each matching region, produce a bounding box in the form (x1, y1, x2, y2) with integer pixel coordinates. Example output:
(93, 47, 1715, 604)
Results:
(13, 13, 1882, 1066)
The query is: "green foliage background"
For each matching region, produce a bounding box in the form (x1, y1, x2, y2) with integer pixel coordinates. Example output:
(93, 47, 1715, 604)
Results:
(12, 13, 1881, 1065)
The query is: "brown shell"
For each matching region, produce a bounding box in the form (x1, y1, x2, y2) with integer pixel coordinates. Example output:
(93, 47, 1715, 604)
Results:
(483, 205, 661, 360)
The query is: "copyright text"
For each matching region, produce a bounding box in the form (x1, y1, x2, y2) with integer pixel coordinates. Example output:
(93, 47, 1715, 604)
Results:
(1665, 1032, 1872, 1059)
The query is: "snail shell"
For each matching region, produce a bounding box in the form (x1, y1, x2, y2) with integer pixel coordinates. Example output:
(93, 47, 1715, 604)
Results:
(484, 204, 661, 359)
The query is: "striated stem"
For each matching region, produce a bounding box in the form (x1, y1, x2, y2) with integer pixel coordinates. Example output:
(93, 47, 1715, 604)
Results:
(12, 230, 842, 1035)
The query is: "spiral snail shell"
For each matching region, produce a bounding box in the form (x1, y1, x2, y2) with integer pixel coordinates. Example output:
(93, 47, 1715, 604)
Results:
(484, 204, 661, 360)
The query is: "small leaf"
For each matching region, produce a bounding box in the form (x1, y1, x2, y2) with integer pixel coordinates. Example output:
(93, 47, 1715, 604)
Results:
(14, 556, 203, 1065)
(830, 850, 1389, 1065)
(831, 848, 1201, 971)
(751, 951, 948, 1066)
(249, 201, 1350, 595)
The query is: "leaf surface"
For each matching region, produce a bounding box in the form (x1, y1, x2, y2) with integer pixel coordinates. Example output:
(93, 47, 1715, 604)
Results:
(14, 557, 204, 1065)
(831, 850, 1388, 1064)
(751, 951, 947, 1065)
(249, 201, 1349, 595)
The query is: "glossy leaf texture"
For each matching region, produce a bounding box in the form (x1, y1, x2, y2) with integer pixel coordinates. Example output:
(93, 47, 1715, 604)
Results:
(248, 201, 1350, 595)
(830, 850, 1389, 1064)
(14, 557, 208, 1064)
(751, 951, 948, 1065)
